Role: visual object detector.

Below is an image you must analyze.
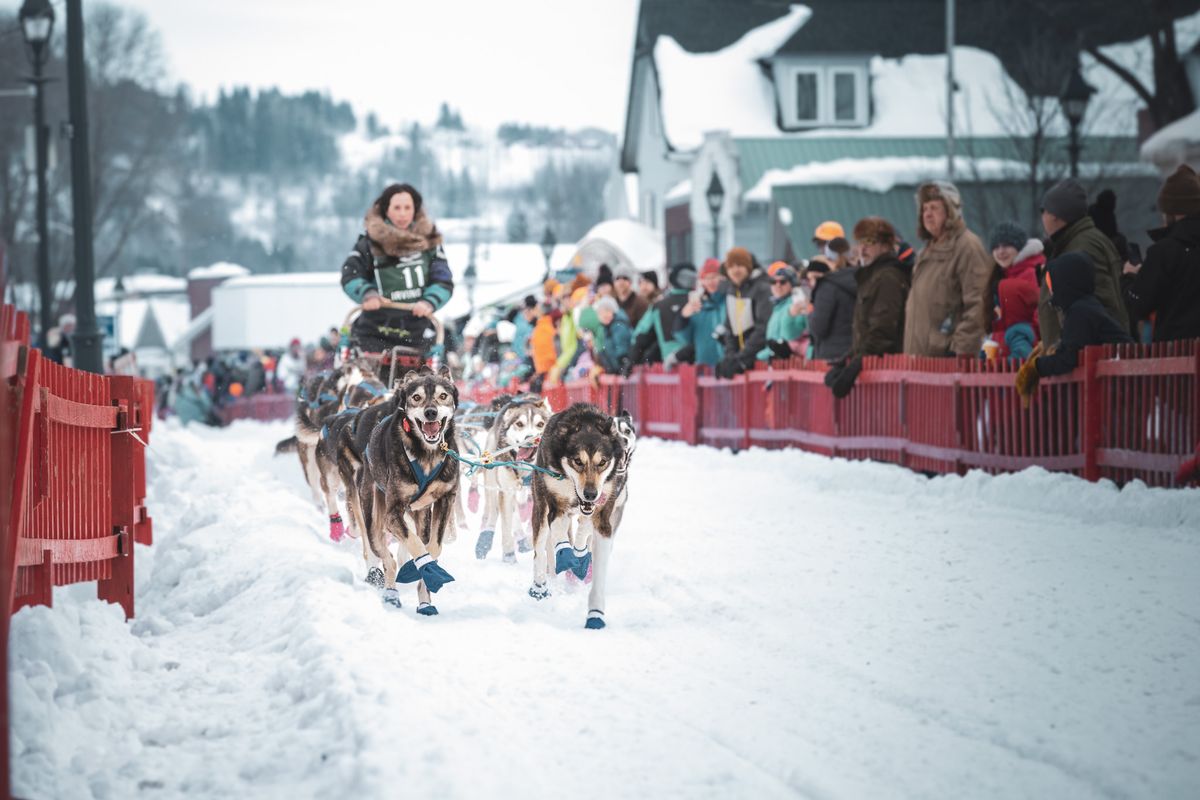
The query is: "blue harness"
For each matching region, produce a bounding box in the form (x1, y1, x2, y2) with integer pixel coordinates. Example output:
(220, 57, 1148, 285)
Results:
(363, 413, 449, 502)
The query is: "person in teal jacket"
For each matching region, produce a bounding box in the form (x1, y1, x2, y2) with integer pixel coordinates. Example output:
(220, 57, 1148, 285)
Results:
(673, 258, 726, 367)
(758, 266, 809, 360)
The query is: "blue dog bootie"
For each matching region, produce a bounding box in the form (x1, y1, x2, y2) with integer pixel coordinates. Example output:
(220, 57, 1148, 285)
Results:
(382, 588, 402, 609)
(528, 582, 550, 600)
(416, 602, 439, 616)
(517, 536, 533, 553)
(554, 542, 591, 580)
(400, 554, 455, 593)
(475, 529, 495, 559)
(585, 609, 606, 630)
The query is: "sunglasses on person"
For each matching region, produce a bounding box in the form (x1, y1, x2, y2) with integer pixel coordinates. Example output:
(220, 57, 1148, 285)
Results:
(772, 278, 791, 285)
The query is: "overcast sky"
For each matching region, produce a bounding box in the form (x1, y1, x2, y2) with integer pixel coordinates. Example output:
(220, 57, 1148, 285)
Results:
(6, 0, 639, 133)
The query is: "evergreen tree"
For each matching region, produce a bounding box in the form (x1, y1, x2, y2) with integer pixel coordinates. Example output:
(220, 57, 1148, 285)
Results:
(506, 207, 530, 243)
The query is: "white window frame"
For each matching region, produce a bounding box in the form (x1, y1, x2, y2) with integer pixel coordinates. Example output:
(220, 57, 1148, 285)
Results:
(779, 62, 869, 129)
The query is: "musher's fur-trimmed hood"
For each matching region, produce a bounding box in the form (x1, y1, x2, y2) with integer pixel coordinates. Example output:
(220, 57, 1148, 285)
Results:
(364, 205, 443, 258)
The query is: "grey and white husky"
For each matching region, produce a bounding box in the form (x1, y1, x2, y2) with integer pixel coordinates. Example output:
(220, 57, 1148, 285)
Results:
(475, 394, 552, 562)
(528, 403, 631, 629)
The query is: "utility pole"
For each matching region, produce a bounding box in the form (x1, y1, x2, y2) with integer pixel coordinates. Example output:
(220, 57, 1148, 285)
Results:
(65, 0, 103, 373)
(945, 0, 956, 180)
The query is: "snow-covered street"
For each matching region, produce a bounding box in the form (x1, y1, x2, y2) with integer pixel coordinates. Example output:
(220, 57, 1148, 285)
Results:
(10, 419, 1200, 799)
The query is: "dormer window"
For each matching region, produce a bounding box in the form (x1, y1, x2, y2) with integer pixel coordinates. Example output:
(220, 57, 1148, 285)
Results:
(774, 57, 870, 129)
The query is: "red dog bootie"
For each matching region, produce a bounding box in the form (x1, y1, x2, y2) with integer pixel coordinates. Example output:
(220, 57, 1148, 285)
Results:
(468, 486, 481, 514)
(329, 514, 345, 542)
(520, 498, 533, 522)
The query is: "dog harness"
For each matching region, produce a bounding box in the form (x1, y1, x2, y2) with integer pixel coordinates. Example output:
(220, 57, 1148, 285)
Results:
(320, 406, 363, 440)
(363, 412, 449, 503)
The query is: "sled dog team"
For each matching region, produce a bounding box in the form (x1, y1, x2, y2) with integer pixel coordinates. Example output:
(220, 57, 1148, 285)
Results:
(276, 361, 635, 629)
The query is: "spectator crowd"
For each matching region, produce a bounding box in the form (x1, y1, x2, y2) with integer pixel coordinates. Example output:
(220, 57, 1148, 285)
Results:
(462, 166, 1200, 403)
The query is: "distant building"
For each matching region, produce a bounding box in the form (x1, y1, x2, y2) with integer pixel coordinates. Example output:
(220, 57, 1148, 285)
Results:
(621, 0, 1164, 263)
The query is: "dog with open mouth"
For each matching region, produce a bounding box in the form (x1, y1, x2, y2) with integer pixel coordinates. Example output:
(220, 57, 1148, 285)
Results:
(528, 402, 629, 629)
(356, 365, 461, 615)
(476, 393, 552, 562)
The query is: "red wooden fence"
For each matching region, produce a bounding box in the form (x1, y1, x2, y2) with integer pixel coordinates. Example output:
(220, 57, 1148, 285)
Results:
(1, 293, 154, 799)
(466, 341, 1199, 489)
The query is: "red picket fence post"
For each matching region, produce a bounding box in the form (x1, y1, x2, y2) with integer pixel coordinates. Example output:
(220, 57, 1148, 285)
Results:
(678, 363, 698, 445)
(1082, 346, 1103, 482)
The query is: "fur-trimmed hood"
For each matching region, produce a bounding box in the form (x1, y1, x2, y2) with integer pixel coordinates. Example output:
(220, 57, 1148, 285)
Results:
(364, 206, 443, 258)
(915, 181, 965, 242)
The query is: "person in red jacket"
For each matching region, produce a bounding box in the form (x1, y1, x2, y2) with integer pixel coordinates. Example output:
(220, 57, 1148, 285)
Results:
(987, 222, 1044, 358)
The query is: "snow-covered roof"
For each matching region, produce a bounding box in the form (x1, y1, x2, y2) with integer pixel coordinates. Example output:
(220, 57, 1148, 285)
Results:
(95, 295, 192, 354)
(573, 219, 667, 277)
(221, 272, 353, 289)
(746, 156, 1159, 200)
(665, 179, 692, 202)
(654, 6, 810, 150)
(95, 274, 187, 300)
(187, 262, 251, 280)
(1140, 109, 1200, 171)
(651, 5, 1196, 152)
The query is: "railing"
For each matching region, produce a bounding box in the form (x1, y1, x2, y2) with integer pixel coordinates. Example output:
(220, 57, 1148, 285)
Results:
(1, 297, 154, 800)
(215, 392, 295, 424)
(463, 341, 1199, 488)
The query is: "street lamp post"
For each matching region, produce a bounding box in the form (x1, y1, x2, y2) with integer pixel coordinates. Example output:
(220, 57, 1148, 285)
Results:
(19, 0, 55, 346)
(63, 0, 103, 373)
(540, 225, 556, 281)
(1061, 65, 1095, 179)
(706, 172, 725, 260)
(464, 226, 478, 316)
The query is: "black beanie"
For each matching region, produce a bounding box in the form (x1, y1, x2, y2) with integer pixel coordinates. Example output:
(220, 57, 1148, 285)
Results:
(668, 262, 697, 291)
(988, 221, 1027, 251)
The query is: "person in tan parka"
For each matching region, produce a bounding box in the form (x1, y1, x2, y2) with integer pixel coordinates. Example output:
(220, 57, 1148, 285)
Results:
(903, 181, 993, 356)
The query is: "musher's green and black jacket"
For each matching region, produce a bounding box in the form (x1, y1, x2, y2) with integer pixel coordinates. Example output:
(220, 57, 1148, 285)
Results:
(340, 206, 454, 352)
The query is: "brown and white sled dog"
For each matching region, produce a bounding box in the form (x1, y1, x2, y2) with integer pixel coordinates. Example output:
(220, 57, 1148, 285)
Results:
(357, 366, 460, 615)
(475, 394, 552, 562)
(528, 402, 629, 629)
(315, 373, 390, 542)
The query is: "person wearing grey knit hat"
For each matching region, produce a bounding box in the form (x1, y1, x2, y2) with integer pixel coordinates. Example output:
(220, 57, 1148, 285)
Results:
(1041, 178, 1088, 231)
(1038, 178, 1129, 347)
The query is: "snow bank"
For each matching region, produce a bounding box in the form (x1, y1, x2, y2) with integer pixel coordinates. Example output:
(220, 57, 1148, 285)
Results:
(746, 156, 1159, 199)
(9, 422, 1199, 798)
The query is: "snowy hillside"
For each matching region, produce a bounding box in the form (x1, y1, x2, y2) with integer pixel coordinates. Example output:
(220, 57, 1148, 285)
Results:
(9, 421, 1199, 798)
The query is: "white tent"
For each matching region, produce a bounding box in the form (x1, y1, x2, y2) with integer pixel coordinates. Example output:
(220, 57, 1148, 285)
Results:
(571, 219, 667, 280)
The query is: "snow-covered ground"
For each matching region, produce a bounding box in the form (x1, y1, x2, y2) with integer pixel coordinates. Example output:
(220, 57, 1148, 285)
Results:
(10, 420, 1200, 799)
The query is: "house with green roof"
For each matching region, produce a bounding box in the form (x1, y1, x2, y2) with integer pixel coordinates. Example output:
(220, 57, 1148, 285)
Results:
(621, 0, 1169, 264)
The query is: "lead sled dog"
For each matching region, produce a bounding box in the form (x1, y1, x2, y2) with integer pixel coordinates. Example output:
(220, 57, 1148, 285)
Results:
(528, 403, 634, 629)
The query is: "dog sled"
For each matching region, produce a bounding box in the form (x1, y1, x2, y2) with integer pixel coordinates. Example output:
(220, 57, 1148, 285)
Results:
(340, 299, 445, 386)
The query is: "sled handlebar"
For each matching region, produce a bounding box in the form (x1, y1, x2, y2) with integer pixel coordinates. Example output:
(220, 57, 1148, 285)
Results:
(343, 299, 445, 346)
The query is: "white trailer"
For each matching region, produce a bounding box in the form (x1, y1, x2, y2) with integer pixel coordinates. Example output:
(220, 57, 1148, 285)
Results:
(211, 273, 356, 350)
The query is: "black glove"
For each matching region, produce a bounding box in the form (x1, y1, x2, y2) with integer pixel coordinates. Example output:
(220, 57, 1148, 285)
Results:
(715, 356, 743, 380)
(823, 356, 863, 399)
(767, 340, 793, 359)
